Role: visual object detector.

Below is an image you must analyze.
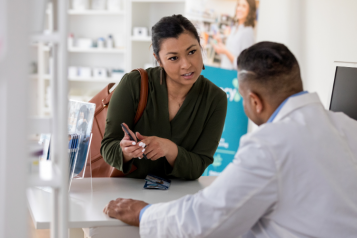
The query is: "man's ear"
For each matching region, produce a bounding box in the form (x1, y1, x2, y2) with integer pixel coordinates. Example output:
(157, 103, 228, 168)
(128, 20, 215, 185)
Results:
(249, 92, 264, 114)
(153, 53, 162, 67)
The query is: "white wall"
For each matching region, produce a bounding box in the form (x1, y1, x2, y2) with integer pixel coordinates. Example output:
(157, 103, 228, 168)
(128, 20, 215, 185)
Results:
(248, 0, 357, 132)
(257, 0, 357, 108)
(302, 0, 357, 107)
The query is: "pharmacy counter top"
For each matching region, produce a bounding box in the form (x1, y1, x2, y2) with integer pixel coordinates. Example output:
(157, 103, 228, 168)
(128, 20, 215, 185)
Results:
(27, 176, 216, 229)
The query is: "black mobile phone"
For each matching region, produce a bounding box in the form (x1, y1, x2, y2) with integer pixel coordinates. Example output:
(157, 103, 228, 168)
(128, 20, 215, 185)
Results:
(121, 123, 136, 141)
(121, 123, 148, 159)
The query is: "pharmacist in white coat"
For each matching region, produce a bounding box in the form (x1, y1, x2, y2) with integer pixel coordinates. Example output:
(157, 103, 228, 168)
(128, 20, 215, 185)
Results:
(103, 42, 357, 238)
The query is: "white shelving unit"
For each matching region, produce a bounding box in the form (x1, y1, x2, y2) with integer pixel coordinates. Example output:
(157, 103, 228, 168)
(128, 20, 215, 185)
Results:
(132, 0, 185, 2)
(68, 76, 123, 83)
(68, 10, 125, 15)
(1, 1, 34, 237)
(32, 0, 187, 114)
(67, 1, 129, 102)
(28, 164, 61, 188)
(131, 36, 152, 42)
(68, 47, 126, 53)
(31, 42, 52, 117)
(30, 74, 52, 79)
(128, 0, 186, 70)
(28, 1, 70, 238)
(29, 2, 55, 116)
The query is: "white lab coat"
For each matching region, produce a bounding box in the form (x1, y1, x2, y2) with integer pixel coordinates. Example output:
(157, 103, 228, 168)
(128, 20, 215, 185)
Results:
(140, 93, 357, 238)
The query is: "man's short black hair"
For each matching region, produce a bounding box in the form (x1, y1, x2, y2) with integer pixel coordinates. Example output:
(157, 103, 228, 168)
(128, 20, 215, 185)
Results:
(237, 41, 303, 100)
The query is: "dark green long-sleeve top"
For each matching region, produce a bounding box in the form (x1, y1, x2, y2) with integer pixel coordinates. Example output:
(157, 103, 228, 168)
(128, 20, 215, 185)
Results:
(100, 67, 227, 180)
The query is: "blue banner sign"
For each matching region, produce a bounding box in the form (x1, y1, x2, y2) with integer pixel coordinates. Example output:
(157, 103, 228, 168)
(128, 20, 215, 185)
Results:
(201, 66, 248, 176)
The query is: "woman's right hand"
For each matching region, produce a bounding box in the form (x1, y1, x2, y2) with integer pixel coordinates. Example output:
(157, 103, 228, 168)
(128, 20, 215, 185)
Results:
(212, 33, 222, 44)
(120, 123, 145, 162)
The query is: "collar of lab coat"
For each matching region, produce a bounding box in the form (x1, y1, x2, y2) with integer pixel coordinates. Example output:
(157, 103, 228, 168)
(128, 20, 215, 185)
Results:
(272, 92, 322, 123)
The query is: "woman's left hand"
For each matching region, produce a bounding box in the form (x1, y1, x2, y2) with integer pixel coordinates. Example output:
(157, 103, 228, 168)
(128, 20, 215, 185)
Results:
(136, 132, 170, 160)
(213, 43, 228, 55)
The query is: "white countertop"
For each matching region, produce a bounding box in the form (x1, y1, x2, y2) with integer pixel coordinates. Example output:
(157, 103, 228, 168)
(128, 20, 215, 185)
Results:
(27, 176, 217, 229)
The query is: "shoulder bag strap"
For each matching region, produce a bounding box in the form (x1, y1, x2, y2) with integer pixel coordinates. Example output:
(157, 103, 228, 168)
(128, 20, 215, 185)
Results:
(131, 68, 149, 124)
(101, 68, 148, 124)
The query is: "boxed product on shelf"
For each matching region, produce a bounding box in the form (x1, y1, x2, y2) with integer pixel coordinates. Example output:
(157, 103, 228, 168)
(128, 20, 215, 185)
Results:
(93, 68, 107, 78)
(72, 0, 89, 10)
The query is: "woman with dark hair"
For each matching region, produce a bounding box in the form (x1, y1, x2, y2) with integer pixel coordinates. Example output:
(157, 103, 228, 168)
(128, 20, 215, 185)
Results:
(213, 0, 256, 70)
(76, 105, 89, 136)
(101, 14, 227, 180)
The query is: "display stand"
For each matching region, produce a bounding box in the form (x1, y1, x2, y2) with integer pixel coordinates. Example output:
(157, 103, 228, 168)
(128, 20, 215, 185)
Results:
(70, 133, 93, 193)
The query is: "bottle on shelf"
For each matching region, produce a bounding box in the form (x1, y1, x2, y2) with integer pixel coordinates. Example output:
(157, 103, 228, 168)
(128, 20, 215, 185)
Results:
(107, 35, 114, 49)
(97, 37, 105, 48)
(68, 33, 74, 48)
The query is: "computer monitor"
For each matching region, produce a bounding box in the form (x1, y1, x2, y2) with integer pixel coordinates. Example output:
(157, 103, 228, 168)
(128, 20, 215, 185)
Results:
(329, 61, 357, 120)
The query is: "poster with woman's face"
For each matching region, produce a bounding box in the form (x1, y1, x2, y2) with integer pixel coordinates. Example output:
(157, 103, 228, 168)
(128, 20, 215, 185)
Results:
(186, 0, 259, 70)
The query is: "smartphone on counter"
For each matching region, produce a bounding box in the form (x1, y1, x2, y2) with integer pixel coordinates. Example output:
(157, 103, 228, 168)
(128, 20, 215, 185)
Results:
(121, 123, 148, 159)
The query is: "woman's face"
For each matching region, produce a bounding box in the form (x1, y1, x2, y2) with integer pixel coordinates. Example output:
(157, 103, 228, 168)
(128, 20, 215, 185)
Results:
(156, 32, 203, 87)
(236, 0, 250, 22)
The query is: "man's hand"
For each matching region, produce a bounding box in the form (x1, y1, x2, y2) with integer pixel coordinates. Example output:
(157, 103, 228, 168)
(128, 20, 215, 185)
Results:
(103, 198, 148, 227)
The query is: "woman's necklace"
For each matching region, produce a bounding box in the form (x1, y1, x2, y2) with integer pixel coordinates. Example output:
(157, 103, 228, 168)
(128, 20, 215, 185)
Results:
(169, 93, 185, 108)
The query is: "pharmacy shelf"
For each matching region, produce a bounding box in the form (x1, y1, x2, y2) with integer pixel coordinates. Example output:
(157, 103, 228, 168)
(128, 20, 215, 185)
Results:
(29, 174, 61, 188)
(131, 36, 151, 42)
(68, 10, 125, 15)
(30, 43, 51, 51)
(132, 0, 185, 2)
(68, 47, 126, 53)
(30, 74, 51, 79)
(28, 162, 61, 188)
(31, 33, 60, 43)
(68, 77, 121, 83)
(187, 15, 216, 23)
(29, 117, 52, 134)
(43, 107, 51, 114)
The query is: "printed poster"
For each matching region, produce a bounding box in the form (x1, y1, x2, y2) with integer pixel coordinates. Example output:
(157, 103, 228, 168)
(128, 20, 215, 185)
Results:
(201, 66, 248, 176)
(186, 0, 259, 175)
(186, 0, 259, 70)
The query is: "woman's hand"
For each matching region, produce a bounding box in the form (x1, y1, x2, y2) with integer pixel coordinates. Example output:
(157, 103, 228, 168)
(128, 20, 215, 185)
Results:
(136, 132, 178, 167)
(120, 123, 146, 162)
(212, 33, 222, 44)
(213, 42, 228, 55)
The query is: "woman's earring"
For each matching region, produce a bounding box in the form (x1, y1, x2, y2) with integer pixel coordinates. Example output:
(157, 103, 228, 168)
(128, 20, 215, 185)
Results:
(202, 64, 205, 70)
(160, 67, 164, 85)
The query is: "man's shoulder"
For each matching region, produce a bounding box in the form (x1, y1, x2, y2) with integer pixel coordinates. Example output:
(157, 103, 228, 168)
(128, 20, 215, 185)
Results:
(240, 121, 296, 149)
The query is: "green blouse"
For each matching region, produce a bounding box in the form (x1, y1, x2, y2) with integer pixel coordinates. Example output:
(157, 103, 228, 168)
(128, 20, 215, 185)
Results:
(100, 67, 227, 180)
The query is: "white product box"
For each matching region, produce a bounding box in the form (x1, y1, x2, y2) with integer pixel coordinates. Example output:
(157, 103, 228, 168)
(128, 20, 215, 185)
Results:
(113, 34, 125, 48)
(93, 68, 107, 78)
(72, 0, 89, 10)
(133, 27, 148, 37)
(78, 67, 92, 78)
(77, 38, 93, 48)
(68, 66, 78, 78)
(92, 0, 106, 10)
(107, 0, 122, 11)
